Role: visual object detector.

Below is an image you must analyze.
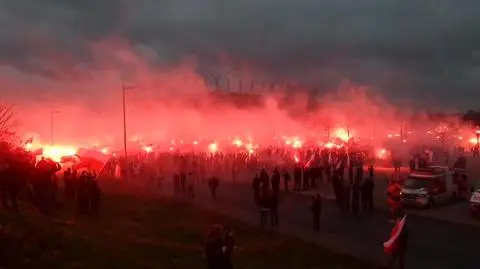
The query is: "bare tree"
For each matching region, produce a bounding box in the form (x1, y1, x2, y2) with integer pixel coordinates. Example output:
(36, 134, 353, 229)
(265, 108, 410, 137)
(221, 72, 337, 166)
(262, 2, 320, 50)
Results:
(0, 103, 15, 143)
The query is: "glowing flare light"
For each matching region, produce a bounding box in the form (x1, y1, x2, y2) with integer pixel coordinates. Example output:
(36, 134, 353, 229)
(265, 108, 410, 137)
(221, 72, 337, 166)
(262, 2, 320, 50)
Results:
(43, 145, 77, 162)
(208, 142, 218, 153)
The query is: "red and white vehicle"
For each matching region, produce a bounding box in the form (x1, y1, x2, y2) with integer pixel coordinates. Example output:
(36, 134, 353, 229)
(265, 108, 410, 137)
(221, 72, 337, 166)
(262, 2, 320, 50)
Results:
(470, 188, 480, 217)
(400, 166, 457, 208)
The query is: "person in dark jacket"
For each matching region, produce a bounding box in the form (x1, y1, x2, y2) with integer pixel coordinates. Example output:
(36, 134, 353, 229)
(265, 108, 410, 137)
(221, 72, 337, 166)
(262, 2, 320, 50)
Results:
(311, 194, 322, 231)
(293, 165, 302, 191)
(368, 165, 374, 179)
(205, 225, 226, 269)
(77, 171, 90, 215)
(269, 192, 279, 227)
(259, 169, 270, 191)
(88, 174, 101, 216)
(332, 173, 344, 214)
(362, 177, 375, 210)
(223, 227, 235, 269)
(282, 169, 291, 192)
(271, 168, 281, 193)
(208, 176, 219, 200)
(352, 179, 361, 215)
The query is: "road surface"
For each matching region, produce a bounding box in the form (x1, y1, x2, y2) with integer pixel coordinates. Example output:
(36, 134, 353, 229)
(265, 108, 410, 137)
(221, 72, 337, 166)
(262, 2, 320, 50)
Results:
(139, 174, 480, 269)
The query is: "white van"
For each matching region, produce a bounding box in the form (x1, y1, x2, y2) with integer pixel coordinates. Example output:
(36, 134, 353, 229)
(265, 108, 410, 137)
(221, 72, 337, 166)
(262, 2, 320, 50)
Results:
(400, 167, 457, 208)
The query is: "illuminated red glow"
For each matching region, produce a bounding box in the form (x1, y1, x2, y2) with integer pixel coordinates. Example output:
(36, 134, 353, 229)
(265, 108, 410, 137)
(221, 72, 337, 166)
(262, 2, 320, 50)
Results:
(5, 40, 479, 155)
(42, 145, 77, 162)
(376, 148, 387, 159)
(208, 142, 218, 153)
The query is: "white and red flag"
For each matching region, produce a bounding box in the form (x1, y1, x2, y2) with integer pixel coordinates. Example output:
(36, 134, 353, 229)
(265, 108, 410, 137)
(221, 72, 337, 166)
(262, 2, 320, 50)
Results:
(383, 214, 407, 253)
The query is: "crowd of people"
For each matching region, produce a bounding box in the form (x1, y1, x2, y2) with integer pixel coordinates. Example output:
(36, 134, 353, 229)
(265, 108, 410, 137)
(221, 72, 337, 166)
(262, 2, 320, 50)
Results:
(2, 141, 469, 269)
(0, 144, 101, 217)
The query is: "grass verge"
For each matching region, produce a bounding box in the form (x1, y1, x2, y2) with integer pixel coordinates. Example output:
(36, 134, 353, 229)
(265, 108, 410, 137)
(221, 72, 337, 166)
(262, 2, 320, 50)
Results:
(0, 182, 374, 269)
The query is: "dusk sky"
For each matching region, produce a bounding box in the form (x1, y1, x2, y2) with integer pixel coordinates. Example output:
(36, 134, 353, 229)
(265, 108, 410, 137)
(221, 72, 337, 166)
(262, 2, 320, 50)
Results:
(1, 0, 480, 109)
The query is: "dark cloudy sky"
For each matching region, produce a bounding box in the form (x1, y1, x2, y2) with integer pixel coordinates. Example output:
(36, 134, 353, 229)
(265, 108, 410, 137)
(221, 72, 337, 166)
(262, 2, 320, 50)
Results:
(1, 0, 480, 109)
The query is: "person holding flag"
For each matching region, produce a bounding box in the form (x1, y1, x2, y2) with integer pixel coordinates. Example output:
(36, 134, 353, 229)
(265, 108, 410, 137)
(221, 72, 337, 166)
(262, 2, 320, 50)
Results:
(384, 214, 408, 269)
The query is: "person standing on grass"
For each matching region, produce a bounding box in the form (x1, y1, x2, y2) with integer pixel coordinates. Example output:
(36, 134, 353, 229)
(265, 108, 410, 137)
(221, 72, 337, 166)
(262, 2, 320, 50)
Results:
(205, 224, 226, 269)
(310, 194, 322, 231)
(282, 168, 291, 192)
(223, 227, 235, 269)
(208, 176, 219, 200)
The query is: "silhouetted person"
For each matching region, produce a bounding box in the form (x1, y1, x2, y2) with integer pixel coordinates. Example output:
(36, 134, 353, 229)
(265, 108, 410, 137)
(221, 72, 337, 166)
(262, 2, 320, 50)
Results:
(259, 168, 270, 191)
(223, 227, 235, 269)
(311, 194, 322, 231)
(259, 192, 270, 227)
(271, 168, 280, 193)
(88, 175, 101, 216)
(352, 180, 361, 214)
(362, 177, 375, 210)
(332, 173, 344, 214)
(180, 172, 187, 197)
(293, 165, 302, 191)
(205, 225, 225, 269)
(282, 169, 291, 192)
(208, 176, 219, 200)
(77, 172, 89, 215)
(269, 192, 279, 227)
(368, 165, 374, 179)
(64, 168, 73, 199)
(303, 166, 310, 190)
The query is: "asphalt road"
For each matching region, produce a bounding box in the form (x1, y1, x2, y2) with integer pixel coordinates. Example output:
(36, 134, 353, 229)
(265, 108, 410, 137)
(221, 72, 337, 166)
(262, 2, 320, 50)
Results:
(145, 174, 480, 269)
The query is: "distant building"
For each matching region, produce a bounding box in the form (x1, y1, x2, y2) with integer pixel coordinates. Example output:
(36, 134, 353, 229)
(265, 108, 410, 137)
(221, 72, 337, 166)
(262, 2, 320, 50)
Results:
(207, 91, 265, 109)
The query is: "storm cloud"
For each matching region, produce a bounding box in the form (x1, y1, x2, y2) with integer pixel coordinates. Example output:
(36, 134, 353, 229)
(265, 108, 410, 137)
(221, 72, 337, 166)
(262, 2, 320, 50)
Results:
(1, 0, 480, 108)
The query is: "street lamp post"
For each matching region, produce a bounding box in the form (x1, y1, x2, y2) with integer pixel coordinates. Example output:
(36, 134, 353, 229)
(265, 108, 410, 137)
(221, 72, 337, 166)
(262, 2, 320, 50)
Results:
(122, 84, 135, 180)
(50, 111, 60, 145)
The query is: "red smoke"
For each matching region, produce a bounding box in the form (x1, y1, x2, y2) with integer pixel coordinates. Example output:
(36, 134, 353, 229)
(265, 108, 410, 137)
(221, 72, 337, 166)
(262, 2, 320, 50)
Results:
(0, 39, 475, 153)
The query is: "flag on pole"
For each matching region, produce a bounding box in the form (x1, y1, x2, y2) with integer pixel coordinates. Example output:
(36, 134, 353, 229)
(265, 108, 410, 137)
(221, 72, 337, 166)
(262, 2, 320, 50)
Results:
(383, 215, 407, 253)
(24, 137, 33, 145)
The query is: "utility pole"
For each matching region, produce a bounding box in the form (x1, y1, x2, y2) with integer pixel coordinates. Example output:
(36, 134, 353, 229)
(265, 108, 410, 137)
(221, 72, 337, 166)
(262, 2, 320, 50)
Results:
(122, 84, 135, 180)
(213, 75, 219, 91)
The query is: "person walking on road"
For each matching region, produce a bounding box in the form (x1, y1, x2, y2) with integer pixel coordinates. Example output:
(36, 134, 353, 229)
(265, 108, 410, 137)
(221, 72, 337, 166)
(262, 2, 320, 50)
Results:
(352, 179, 361, 215)
(282, 168, 291, 192)
(294, 164, 302, 191)
(361, 177, 375, 210)
(208, 176, 219, 200)
(311, 194, 322, 231)
(271, 168, 281, 193)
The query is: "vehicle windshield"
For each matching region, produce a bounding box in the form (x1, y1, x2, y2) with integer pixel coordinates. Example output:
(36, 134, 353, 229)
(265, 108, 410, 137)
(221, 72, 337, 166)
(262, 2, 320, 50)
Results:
(404, 177, 432, 189)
